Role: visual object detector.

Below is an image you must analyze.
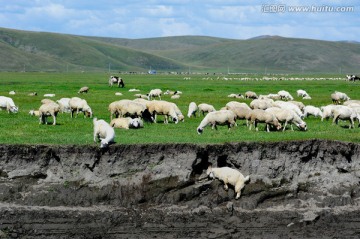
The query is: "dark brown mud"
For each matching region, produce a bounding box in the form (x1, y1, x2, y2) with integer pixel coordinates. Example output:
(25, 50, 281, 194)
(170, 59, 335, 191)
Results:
(0, 139, 360, 238)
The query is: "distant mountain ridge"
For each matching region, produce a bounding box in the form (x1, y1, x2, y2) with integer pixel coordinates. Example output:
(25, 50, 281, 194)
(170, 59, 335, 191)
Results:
(0, 27, 359, 73)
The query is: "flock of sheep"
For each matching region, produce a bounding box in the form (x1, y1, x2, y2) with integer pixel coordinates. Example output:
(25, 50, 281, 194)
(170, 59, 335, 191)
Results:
(1, 77, 360, 149)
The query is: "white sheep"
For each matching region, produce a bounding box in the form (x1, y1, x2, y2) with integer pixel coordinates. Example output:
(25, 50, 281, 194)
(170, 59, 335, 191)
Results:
(198, 103, 216, 116)
(330, 93, 341, 104)
(93, 118, 115, 148)
(278, 90, 294, 101)
(296, 89, 309, 98)
(187, 102, 198, 118)
(288, 101, 305, 111)
(225, 101, 252, 126)
(9, 91, 15, 95)
(147, 100, 179, 124)
(115, 92, 123, 96)
(206, 164, 250, 199)
(56, 98, 71, 113)
(39, 102, 60, 125)
(334, 91, 350, 102)
(227, 93, 244, 99)
(134, 94, 148, 99)
(44, 94, 55, 97)
(147, 89, 162, 100)
(248, 109, 282, 132)
(272, 100, 304, 119)
(28, 92, 37, 96)
(197, 110, 237, 134)
(0, 96, 18, 113)
(332, 105, 358, 129)
(244, 91, 258, 99)
(164, 90, 182, 95)
(41, 99, 55, 105)
(249, 99, 274, 110)
(29, 110, 40, 117)
(320, 104, 340, 121)
(69, 97, 93, 118)
(303, 105, 323, 118)
(109, 99, 152, 121)
(343, 100, 360, 107)
(110, 117, 143, 129)
(78, 86, 89, 94)
(266, 107, 307, 131)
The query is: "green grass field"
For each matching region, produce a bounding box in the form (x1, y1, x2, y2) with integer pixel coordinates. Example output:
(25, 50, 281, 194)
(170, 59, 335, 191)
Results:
(0, 72, 359, 145)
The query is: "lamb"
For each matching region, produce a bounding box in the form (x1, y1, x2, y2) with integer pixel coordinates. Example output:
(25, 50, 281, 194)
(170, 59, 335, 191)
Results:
(278, 90, 294, 101)
(332, 105, 358, 129)
(147, 89, 162, 100)
(78, 86, 89, 93)
(56, 98, 71, 113)
(29, 110, 40, 117)
(93, 118, 115, 148)
(206, 164, 250, 199)
(248, 109, 282, 132)
(303, 105, 323, 118)
(266, 107, 307, 131)
(249, 99, 274, 110)
(244, 91, 258, 99)
(147, 100, 179, 124)
(110, 117, 143, 129)
(0, 96, 19, 113)
(69, 97, 93, 118)
(197, 110, 237, 134)
(38, 102, 60, 125)
(187, 102, 198, 118)
(198, 103, 216, 116)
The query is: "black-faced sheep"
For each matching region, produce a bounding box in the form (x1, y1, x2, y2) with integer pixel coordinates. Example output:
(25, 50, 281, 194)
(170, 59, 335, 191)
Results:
(93, 118, 115, 148)
(197, 110, 237, 134)
(206, 164, 250, 199)
(39, 102, 60, 125)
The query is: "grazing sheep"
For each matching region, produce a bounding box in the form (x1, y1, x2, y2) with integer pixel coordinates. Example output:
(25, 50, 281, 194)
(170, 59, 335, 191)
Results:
(56, 98, 71, 113)
(28, 92, 37, 96)
(296, 89, 310, 98)
(302, 95, 312, 100)
(266, 107, 307, 131)
(206, 164, 250, 199)
(78, 86, 89, 93)
(0, 96, 19, 113)
(303, 105, 323, 118)
(29, 110, 40, 117)
(147, 89, 162, 100)
(39, 102, 60, 125)
(334, 91, 350, 103)
(110, 117, 143, 129)
(133, 98, 150, 107)
(249, 99, 274, 110)
(272, 100, 304, 119)
(266, 93, 281, 100)
(69, 97, 93, 118)
(44, 94, 55, 97)
(187, 102, 198, 118)
(147, 100, 179, 124)
(331, 92, 341, 104)
(198, 103, 216, 116)
(197, 110, 237, 134)
(115, 92, 123, 96)
(288, 101, 305, 111)
(129, 88, 140, 92)
(227, 93, 244, 99)
(343, 100, 360, 107)
(170, 102, 184, 122)
(108, 99, 153, 121)
(225, 101, 252, 125)
(171, 94, 180, 99)
(332, 105, 358, 129)
(93, 118, 115, 148)
(9, 91, 15, 95)
(134, 94, 148, 99)
(278, 90, 294, 101)
(109, 76, 125, 88)
(248, 109, 282, 132)
(41, 99, 55, 105)
(321, 104, 340, 121)
(244, 91, 258, 99)
(164, 90, 182, 95)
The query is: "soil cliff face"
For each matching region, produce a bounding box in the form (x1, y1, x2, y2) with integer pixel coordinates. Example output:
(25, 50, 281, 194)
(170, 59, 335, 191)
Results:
(0, 140, 360, 238)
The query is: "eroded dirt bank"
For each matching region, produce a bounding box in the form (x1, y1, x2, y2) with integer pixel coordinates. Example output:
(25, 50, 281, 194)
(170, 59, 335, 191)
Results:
(0, 140, 360, 238)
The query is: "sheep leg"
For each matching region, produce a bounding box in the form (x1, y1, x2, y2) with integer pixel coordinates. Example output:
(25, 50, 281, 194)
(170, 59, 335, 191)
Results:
(266, 123, 269, 132)
(235, 181, 245, 199)
(52, 114, 56, 125)
(350, 118, 354, 129)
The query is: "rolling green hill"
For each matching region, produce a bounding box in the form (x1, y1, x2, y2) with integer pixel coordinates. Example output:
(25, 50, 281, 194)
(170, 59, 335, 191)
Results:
(1, 27, 360, 74)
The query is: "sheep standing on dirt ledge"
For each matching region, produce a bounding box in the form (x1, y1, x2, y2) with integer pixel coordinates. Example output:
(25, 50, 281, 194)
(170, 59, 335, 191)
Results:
(93, 118, 115, 148)
(206, 164, 250, 199)
(197, 110, 237, 134)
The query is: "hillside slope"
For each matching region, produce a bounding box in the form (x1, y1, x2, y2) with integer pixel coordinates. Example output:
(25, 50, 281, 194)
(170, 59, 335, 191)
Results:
(1, 27, 360, 73)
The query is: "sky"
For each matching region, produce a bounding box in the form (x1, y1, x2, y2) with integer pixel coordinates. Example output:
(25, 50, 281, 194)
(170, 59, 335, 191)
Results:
(0, 0, 359, 41)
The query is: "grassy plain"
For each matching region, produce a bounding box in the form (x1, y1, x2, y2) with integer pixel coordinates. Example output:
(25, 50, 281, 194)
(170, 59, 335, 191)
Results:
(0, 72, 359, 145)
